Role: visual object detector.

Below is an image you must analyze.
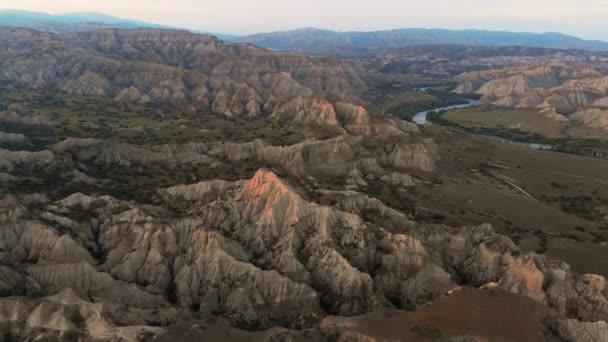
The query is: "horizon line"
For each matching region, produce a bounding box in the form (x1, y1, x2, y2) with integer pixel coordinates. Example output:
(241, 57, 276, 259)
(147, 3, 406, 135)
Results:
(1, 8, 607, 42)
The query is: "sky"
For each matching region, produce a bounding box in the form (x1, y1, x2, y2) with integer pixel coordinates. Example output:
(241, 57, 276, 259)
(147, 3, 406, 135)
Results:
(2, 0, 608, 40)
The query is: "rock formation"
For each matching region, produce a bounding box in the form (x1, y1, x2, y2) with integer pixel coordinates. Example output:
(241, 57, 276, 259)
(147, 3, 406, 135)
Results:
(455, 63, 608, 129)
(0, 27, 366, 123)
(1, 165, 608, 339)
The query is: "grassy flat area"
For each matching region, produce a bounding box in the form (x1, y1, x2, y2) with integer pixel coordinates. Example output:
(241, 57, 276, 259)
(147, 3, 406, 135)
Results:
(442, 106, 565, 137)
(428, 104, 608, 158)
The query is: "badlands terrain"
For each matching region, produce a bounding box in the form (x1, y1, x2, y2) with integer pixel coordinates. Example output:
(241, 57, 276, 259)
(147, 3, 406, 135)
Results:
(0, 27, 608, 341)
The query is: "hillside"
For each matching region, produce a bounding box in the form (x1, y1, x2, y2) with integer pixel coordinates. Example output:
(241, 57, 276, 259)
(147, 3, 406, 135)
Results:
(0, 27, 367, 121)
(454, 62, 608, 131)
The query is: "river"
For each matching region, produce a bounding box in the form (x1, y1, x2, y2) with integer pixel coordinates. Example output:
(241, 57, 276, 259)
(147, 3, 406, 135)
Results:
(412, 100, 553, 150)
(412, 100, 478, 125)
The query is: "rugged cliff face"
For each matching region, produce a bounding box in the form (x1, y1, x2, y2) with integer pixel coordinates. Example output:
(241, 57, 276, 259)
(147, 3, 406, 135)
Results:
(0, 27, 366, 120)
(455, 63, 608, 129)
(2, 168, 608, 340)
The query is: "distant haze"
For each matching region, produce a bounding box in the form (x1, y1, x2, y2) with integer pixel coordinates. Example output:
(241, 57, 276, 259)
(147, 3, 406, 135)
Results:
(2, 0, 607, 41)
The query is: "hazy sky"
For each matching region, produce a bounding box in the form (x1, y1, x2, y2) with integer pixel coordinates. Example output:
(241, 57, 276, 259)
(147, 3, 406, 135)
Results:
(3, 0, 608, 40)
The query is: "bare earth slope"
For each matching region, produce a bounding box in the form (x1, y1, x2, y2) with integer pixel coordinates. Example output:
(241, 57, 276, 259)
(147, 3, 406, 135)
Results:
(0, 27, 366, 119)
(3, 167, 608, 340)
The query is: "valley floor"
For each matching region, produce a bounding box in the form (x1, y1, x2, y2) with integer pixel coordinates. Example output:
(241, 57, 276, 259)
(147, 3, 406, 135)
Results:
(417, 126, 608, 276)
(156, 287, 553, 342)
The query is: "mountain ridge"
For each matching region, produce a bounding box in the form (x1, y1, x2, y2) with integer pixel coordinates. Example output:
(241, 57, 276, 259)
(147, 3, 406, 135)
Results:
(0, 9, 238, 39)
(0, 27, 367, 121)
(234, 27, 608, 54)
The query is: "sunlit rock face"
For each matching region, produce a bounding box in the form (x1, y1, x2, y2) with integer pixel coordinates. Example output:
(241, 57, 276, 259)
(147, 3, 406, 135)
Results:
(2, 167, 608, 339)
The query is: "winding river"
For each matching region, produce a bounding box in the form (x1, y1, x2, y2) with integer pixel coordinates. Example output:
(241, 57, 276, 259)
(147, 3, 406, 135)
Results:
(412, 100, 553, 150)
(412, 100, 478, 125)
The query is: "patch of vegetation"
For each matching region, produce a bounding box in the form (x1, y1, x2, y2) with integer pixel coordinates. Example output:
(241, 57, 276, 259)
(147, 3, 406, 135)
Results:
(557, 195, 599, 221)
(590, 231, 608, 244)
(63, 208, 93, 223)
(0, 86, 337, 148)
(366, 179, 417, 217)
(550, 181, 567, 189)
(534, 229, 549, 254)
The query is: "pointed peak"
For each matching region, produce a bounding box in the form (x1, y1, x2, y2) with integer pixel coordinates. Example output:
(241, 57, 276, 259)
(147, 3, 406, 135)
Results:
(240, 168, 292, 200)
(249, 168, 285, 186)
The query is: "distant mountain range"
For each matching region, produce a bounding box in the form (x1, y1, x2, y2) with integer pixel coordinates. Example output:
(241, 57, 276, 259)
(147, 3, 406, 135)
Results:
(3, 10, 608, 53)
(0, 10, 237, 39)
(234, 27, 608, 54)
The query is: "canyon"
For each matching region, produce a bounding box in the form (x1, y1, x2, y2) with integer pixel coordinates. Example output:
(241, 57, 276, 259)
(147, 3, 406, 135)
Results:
(0, 27, 607, 341)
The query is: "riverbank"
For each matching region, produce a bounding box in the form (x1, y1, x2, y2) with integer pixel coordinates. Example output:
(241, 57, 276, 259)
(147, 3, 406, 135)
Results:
(381, 88, 475, 122)
(424, 107, 608, 158)
(412, 100, 478, 125)
(412, 100, 556, 151)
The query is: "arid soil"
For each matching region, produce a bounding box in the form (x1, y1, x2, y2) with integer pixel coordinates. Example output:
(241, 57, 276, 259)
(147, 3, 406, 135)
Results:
(416, 126, 608, 275)
(443, 106, 565, 137)
(154, 287, 553, 342)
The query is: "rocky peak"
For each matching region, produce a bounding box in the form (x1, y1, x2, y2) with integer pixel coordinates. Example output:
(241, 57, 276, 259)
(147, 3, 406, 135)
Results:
(239, 168, 290, 198)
